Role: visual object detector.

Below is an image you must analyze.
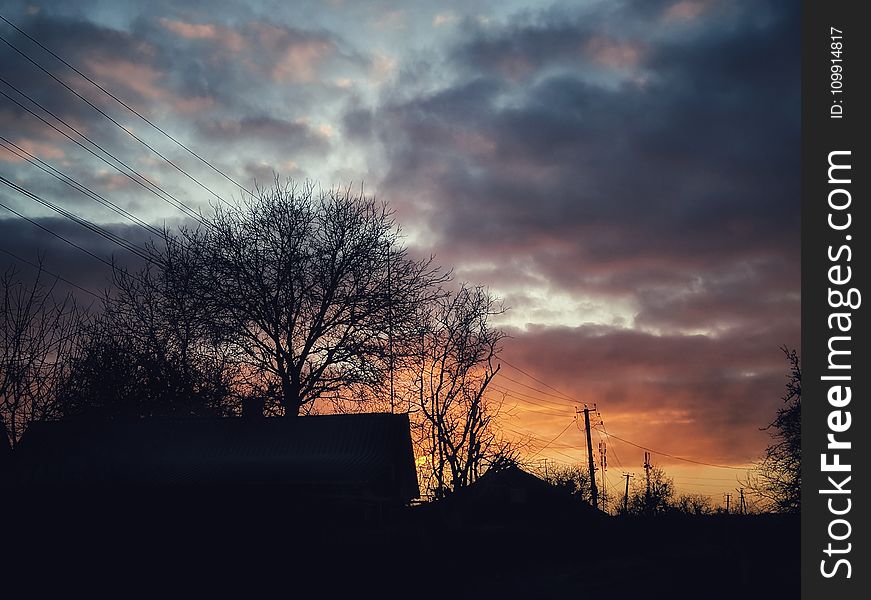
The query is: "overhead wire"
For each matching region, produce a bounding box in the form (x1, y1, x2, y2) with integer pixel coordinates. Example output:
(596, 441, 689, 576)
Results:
(0, 134, 164, 238)
(0, 174, 152, 262)
(499, 356, 753, 478)
(597, 415, 625, 471)
(0, 28, 233, 208)
(0, 13, 253, 198)
(593, 426, 750, 471)
(528, 418, 578, 460)
(489, 385, 574, 417)
(0, 11, 761, 483)
(488, 380, 575, 410)
(0, 246, 102, 299)
(500, 357, 576, 401)
(495, 371, 578, 403)
(0, 195, 115, 269)
(0, 78, 208, 226)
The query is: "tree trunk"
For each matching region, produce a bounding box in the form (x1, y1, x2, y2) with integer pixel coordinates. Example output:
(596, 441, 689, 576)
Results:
(280, 378, 302, 416)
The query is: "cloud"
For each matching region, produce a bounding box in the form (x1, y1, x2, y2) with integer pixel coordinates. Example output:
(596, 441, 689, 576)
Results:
(583, 36, 645, 69)
(336, 0, 799, 468)
(159, 18, 246, 52)
(433, 12, 458, 28)
(663, 0, 714, 23)
(232, 22, 337, 84)
(356, 0, 798, 326)
(196, 115, 331, 155)
(368, 9, 407, 31)
(84, 57, 214, 114)
(496, 321, 798, 466)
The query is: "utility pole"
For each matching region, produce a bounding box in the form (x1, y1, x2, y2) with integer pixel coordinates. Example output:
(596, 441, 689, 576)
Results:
(724, 493, 732, 514)
(737, 488, 746, 515)
(419, 327, 425, 409)
(598, 440, 607, 513)
(622, 473, 634, 514)
(386, 241, 394, 413)
(643, 451, 652, 501)
(579, 406, 599, 510)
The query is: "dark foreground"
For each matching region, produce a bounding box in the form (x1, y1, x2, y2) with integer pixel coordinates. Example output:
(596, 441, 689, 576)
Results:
(6, 494, 798, 599)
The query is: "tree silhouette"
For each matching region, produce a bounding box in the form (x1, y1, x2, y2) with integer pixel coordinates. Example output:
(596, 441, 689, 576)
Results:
(542, 463, 592, 503)
(672, 493, 715, 515)
(622, 463, 674, 516)
(116, 179, 446, 417)
(412, 284, 511, 496)
(56, 314, 232, 419)
(1, 263, 82, 445)
(748, 346, 800, 513)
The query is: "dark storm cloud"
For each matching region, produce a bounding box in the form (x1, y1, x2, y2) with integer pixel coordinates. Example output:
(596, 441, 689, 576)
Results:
(0, 214, 160, 300)
(358, 0, 799, 312)
(195, 115, 331, 155)
(343, 0, 799, 463)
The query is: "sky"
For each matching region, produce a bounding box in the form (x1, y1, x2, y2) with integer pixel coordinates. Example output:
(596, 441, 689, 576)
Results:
(0, 0, 799, 503)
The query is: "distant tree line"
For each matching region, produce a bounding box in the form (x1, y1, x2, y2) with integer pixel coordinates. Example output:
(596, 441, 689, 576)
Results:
(538, 462, 724, 516)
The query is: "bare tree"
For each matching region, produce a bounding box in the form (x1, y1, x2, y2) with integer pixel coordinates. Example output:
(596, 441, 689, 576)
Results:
(541, 463, 592, 503)
(746, 346, 800, 513)
(672, 493, 715, 515)
(55, 309, 235, 420)
(131, 180, 445, 417)
(412, 284, 510, 497)
(624, 464, 674, 516)
(1, 262, 82, 445)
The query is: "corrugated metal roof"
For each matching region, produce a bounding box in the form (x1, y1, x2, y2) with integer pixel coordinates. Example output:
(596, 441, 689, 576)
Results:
(7, 413, 419, 502)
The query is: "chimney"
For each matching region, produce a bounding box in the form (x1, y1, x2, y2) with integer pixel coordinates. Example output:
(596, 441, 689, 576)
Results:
(242, 397, 265, 419)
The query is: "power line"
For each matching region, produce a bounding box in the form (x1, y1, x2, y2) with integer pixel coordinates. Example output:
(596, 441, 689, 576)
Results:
(593, 426, 750, 471)
(0, 142, 159, 257)
(500, 423, 580, 454)
(672, 480, 739, 489)
(489, 384, 574, 415)
(501, 400, 571, 418)
(529, 418, 577, 459)
(0, 78, 208, 226)
(500, 357, 576, 401)
(0, 196, 114, 269)
(0, 246, 102, 299)
(670, 475, 744, 482)
(0, 28, 233, 208)
(0, 78, 205, 224)
(0, 134, 164, 238)
(495, 371, 576, 404)
(0, 174, 152, 262)
(496, 359, 750, 473)
(0, 13, 253, 198)
(489, 381, 576, 410)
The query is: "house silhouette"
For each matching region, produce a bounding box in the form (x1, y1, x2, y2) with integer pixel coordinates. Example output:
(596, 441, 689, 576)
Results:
(4, 412, 419, 522)
(420, 463, 605, 529)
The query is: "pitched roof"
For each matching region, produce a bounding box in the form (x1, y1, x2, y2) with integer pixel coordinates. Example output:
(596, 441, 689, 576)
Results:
(7, 413, 419, 502)
(421, 464, 604, 526)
